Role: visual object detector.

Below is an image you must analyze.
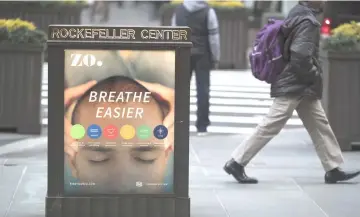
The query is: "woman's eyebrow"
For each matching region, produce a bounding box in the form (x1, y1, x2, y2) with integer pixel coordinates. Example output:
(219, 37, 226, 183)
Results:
(130, 145, 162, 152)
(83, 146, 115, 153)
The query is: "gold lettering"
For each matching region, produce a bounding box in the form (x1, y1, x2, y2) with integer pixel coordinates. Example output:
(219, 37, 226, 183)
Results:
(140, 29, 188, 41)
(120, 29, 128, 39)
(110, 29, 117, 39)
(50, 27, 188, 41)
(91, 29, 99, 38)
(51, 28, 60, 39)
(68, 28, 76, 39)
(98, 29, 106, 38)
(61, 28, 70, 38)
(149, 30, 156, 39)
(180, 30, 187, 40)
(84, 29, 92, 38)
(76, 28, 84, 38)
(141, 30, 148, 39)
(156, 30, 164, 40)
(172, 30, 180, 40)
(128, 29, 135, 39)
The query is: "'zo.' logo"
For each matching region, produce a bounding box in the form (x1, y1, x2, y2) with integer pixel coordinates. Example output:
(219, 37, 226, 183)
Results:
(70, 54, 103, 67)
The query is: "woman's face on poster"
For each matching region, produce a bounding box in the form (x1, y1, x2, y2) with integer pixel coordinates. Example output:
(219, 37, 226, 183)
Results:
(71, 100, 171, 193)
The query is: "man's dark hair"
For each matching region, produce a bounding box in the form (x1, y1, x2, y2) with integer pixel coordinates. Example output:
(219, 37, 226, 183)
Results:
(71, 76, 164, 124)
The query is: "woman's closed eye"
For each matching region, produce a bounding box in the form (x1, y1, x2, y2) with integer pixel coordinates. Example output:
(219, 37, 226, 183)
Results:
(82, 145, 113, 163)
(132, 153, 158, 164)
(130, 146, 163, 164)
(87, 153, 110, 163)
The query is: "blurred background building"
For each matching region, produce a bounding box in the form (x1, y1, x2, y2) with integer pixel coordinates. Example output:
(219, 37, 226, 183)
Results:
(0, 0, 359, 147)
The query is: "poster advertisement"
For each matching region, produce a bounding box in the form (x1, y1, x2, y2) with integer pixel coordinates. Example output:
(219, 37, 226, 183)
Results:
(63, 49, 175, 195)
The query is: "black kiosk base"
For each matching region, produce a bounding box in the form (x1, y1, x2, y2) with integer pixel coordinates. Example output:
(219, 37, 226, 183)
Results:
(46, 196, 190, 217)
(46, 25, 191, 217)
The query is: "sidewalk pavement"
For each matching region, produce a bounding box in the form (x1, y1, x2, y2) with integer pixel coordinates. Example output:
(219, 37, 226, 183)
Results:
(0, 133, 32, 147)
(1, 129, 360, 217)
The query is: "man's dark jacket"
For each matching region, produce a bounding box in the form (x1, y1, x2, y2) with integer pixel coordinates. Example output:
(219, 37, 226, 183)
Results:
(270, 2, 322, 99)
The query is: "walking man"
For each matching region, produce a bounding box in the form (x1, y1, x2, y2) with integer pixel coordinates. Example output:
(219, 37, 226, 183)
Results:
(171, 0, 220, 135)
(224, 1, 360, 184)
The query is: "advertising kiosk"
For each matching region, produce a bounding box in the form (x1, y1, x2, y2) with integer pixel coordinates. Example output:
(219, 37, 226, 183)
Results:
(46, 25, 191, 217)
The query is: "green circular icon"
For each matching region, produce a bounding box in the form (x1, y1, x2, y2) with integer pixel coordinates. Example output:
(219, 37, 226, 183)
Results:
(70, 124, 86, 139)
(136, 125, 152, 139)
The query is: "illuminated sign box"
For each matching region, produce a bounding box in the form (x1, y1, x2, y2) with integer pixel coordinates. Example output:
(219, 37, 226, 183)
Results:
(46, 25, 191, 217)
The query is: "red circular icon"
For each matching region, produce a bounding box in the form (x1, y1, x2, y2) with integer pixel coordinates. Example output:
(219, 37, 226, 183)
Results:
(103, 125, 118, 139)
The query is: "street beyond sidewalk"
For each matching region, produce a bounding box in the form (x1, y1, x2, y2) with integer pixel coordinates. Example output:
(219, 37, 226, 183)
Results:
(0, 129, 359, 217)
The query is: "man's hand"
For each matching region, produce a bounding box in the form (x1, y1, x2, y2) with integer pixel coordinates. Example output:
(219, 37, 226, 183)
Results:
(64, 81, 97, 161)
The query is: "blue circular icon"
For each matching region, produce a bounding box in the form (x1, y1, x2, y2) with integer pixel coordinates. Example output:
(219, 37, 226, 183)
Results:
(87, 124, 102, 139)
(153, 125, 168, 140)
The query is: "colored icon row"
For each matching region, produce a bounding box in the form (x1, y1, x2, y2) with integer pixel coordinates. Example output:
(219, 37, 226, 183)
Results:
(70, 124, 168, 140)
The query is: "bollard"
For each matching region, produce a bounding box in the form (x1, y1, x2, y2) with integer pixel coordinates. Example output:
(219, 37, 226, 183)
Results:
(46, 25, 192, 217)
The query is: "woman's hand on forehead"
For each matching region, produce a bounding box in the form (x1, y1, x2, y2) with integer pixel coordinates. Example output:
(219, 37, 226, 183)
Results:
(135, 80, 174, 150)
(64, 80, 97, 163)
(65, 81, 97, 106)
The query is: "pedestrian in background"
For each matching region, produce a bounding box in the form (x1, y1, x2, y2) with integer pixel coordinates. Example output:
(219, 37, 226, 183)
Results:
(89, 0, 110, 23)
(171, 0, 220, 135)
(224, 0, 360, 184)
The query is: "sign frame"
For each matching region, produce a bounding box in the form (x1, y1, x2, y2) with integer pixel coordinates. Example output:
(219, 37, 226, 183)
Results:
(46, 25, 192, 217)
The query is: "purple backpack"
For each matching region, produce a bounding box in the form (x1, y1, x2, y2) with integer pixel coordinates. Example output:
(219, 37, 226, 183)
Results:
(249, 19, 287, 84)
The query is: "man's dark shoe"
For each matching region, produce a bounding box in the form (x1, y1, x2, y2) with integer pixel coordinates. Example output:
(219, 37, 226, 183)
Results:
(325, 167, 360, 184)
(223, 159, 258, 184)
